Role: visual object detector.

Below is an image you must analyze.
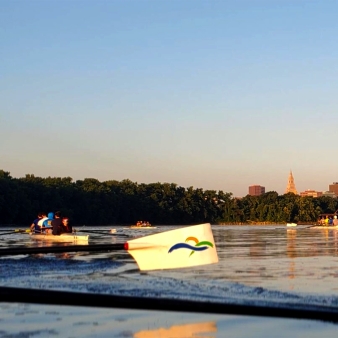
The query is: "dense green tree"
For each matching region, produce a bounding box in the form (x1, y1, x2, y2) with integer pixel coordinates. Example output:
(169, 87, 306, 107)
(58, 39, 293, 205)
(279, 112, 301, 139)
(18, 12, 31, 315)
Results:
(1, 169, 338, 225)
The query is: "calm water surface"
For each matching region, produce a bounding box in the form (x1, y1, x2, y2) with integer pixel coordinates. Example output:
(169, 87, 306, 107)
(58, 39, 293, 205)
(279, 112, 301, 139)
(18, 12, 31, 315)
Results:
(1, 224, 338, 337)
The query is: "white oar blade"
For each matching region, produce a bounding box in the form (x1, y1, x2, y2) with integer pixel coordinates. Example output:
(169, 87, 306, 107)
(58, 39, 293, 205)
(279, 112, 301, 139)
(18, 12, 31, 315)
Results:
(126, 223, 218, 271)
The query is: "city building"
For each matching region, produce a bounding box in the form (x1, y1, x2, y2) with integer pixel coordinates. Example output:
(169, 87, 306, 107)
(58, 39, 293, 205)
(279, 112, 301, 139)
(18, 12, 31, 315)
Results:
(299, 189, 322, 198)
(249, 185, 265, 196)
(285, 170, 298, 194)
(322, 191, 337, 198)
(329, 182, 338, 196)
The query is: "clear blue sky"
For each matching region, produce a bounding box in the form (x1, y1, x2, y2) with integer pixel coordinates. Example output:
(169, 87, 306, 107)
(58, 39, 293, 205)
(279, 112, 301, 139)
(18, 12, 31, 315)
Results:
(1, 0, 337, 197)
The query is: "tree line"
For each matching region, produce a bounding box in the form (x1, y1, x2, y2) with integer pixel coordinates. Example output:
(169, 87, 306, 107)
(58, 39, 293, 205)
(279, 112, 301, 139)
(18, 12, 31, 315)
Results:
(0, 169, 337, 226)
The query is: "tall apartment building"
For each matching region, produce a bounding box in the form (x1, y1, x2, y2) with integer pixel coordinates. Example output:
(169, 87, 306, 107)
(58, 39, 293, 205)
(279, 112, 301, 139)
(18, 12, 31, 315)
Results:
(329, 182, 338, 196)
(285, 170, 298, 194)
(249, 185, 265, 196)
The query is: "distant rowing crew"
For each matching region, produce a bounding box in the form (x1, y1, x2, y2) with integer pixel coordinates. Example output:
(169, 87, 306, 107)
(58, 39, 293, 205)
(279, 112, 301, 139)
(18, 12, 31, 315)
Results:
(318, 215, 338, 226)
(135, 220, 152, 227)
(30, 211, 72, 236)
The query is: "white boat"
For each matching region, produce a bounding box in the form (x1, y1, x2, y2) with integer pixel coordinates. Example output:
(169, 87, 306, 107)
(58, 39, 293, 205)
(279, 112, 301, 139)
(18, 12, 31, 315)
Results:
(286, 223, 297, 227)
(30, 233, 89, 244)
(310, 225, 338, 229)
(127, 226, 157, 229)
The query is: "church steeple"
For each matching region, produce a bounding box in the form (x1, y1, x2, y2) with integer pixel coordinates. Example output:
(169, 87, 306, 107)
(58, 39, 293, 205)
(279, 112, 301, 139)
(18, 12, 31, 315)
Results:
(285, 170, 298, 194)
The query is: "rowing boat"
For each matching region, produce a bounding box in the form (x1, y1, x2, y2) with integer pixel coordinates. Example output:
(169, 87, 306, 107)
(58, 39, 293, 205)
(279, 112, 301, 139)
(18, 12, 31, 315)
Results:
(127, 226, 157, 229)
(286, 223, 297, 227)
(310, 225, 338, 229)
(30, 233, 89, 244)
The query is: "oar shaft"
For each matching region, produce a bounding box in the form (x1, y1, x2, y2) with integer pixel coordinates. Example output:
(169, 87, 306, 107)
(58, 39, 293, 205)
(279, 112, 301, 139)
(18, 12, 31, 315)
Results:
(74, 230, 124, 236)
(0, 231, 19, 237)
(0, 229, 30, 232)
(0, 230, 29, 236)
(0, 243, 126, 256)
(0, 286, 337, 323)
(72, 229, 129, 238)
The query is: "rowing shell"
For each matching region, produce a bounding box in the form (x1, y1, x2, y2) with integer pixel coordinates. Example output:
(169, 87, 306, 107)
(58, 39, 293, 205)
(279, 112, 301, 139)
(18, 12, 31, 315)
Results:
(286, 223, 297, 227)
(127, 226, 158, 229)
(30, 233, 89, 244)
(310, 225, 338, 229)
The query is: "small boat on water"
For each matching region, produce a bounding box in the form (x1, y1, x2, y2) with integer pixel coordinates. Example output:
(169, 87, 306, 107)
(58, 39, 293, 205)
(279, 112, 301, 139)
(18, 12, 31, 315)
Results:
(128, 226, 157, 229)
(286, 223, 297, 227)
(310, 225, 338, 229)
(128, 220, 156, 229)
(30, 233, 89, 244)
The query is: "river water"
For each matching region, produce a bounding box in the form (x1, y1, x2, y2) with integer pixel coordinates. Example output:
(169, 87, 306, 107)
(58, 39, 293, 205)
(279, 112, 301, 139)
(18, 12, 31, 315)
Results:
(1, 224, 338, 337)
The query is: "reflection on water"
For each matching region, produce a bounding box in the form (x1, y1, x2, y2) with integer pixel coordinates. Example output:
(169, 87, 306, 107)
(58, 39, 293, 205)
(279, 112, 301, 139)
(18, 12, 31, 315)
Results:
(210, 225, 338, 294)
(286, 228, 297, 258)
(0, 302, 223, 338)
(134, 321, 217, 338)
(287, 229, 296, 289)
(4, 302, 338, 338)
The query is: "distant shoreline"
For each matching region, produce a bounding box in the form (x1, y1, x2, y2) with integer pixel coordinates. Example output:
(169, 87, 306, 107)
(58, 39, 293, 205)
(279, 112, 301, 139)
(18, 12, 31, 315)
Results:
(217, 221, 316, 225)
(1, 222, 318, 228)
(218, 222, 279, 225)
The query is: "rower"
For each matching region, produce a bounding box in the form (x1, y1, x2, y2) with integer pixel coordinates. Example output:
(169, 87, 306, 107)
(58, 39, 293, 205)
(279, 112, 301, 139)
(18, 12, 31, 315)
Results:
(36, 212, 48, 233)
(51, 211, 63, 235)
(41, 212, 54, 233)
(30, 212, 43, 233)
(61, 217, 72, 233)
(333, 216, 338, 226)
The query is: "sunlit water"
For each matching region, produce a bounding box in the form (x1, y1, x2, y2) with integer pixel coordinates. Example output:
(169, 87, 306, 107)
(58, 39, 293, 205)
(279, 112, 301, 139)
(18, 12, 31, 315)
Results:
(1, 224, 338, 337)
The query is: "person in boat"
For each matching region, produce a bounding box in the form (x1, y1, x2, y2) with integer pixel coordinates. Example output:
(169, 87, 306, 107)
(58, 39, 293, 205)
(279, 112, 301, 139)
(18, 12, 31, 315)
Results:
(30, 212, 43, 232)
(61, 217, 72, 233)
(51, 211, 63, 235)
(42, 212, 54, 233)
(35, 212, 48, 233)
(52, 211, 72, 235)
(333, 216, 338, 226)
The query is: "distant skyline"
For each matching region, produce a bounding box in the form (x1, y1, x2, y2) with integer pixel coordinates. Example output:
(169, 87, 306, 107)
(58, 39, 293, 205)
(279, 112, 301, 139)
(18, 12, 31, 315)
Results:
(1, 1, 338, 197)
(2, 166, 335, 198)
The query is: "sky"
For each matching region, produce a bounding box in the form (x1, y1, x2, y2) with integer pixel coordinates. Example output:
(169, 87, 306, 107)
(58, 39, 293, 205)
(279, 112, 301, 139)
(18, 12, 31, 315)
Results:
(1, 0, 338, 197)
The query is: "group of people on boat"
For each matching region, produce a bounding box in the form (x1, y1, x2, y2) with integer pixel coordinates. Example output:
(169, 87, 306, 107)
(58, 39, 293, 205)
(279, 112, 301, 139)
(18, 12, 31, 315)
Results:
(30, 211, 72, 235)
(318, 215, 338, 226)
(135, 220, 151, 227)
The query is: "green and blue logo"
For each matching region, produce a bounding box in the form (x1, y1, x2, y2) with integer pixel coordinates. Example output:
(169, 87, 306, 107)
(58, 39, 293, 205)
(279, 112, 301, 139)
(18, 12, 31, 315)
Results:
(168, 236, 214, 257)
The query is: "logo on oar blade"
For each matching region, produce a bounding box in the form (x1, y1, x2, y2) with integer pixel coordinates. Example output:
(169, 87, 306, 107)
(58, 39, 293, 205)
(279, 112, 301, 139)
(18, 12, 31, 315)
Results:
(168, 236, 214, 257)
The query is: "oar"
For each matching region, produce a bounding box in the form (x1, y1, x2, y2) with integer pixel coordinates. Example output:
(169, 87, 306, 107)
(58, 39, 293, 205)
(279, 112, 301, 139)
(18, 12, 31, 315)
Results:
(0, 223, 218, 271)
(0, 229, 30, 237)
(0, 229, 31, 233)
(0, 243, 125, 254)
(73, 229, 128, 237)
(75, 228, 116, 232)
(75, 229, 115, 236)
(0, 286, 337, 323)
